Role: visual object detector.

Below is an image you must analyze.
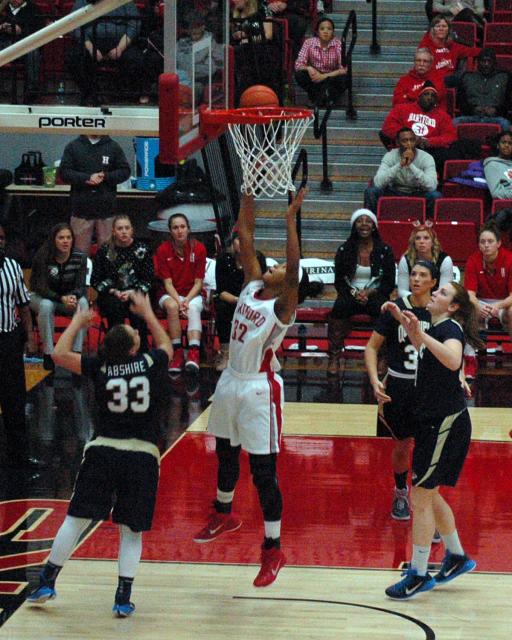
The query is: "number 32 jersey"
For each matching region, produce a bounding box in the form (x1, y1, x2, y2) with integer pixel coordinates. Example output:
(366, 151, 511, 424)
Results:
(81, 349, 168, 444)
(374, 296, 431, 377)
(228, 280, 293, 375)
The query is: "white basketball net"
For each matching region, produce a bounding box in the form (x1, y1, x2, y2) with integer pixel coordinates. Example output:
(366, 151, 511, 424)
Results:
(228, 112, 313, 197)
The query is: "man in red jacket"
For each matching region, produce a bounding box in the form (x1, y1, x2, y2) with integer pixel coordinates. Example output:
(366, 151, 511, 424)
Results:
(393, 48, 446, 109)
(381, 81, 478, 172)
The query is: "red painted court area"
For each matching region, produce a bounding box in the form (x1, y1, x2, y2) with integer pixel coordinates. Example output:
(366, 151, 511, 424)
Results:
(75, 433, 512, 573)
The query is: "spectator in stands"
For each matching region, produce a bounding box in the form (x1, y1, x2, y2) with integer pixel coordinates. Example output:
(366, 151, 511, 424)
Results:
(65, 0, 141, 105)
(419, 15, 480, 87)
(380, 82, 478, 173)
(60, 134, 131, 257)
(454, 48, 511, 132)
(294, 16, 347, 108)
(230, 0, 277, 103)
(177, 13, 223, 105)
(139, 11, 222, 105)
(214, 229, 268, 372)
(266, 1, 311, 59)
(328, 209, 396, 374)
(484, 131, 512, 235)
(153, 213, 207, 375)
(464, 220, 512, 337)
(29, 223, 88, 371)
(393, 48, 446, 109)
(91, 215, 153, 347)
(364, 127, 441, 218)
(397, 222, 454, 297)
(430, 1, 485, 31)
(0, 0, 42, 103)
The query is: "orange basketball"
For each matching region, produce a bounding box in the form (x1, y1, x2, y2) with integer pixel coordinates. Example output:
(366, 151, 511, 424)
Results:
(239, 84, 280, 108)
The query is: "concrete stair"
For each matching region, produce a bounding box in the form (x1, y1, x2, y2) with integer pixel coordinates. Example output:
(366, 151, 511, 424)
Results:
(254, 0, 428, 258)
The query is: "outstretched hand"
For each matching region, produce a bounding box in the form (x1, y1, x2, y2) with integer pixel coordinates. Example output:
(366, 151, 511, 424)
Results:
(381, 301, 402, 322)
(129, 292, 153, 318)
(72, 306, 94, 328)
(400, 310, 423, 344)
(287, 187, 308, 216)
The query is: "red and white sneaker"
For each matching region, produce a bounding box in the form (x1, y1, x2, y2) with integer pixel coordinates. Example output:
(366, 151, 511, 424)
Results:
(168, 349, 185, 375)
(253, 546, 286, 587)
(193, 511, 242, 543)
(185, 347, 200, 372)
(463, 355, 478, 381)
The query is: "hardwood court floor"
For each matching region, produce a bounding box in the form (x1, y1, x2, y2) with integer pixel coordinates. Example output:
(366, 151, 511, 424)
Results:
(1, 382, 511, 638)
(6, 561, 511, 640)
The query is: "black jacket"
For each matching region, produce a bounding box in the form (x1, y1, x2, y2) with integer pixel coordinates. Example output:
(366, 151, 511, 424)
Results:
(334, 237, 396, 298)
(59, 136, 130, 219)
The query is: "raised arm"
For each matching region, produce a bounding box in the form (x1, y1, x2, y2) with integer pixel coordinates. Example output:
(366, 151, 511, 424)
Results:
(130, 292, 172, 359)
(238, 193, 263, 284)
(274, 188, 307, 324)
(53, 307, 93, 374)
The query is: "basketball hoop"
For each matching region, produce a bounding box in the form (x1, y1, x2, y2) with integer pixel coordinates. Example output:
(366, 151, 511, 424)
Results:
(201, 106, 313, 197)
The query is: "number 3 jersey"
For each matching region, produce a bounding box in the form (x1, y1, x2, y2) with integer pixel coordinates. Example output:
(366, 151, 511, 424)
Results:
(228, 280, 293, 375)
(374, 296, 431, 378)
(81, 349, 168, 444)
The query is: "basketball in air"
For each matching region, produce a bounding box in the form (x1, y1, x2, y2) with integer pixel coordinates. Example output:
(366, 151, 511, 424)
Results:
(239, 84, 280, 108)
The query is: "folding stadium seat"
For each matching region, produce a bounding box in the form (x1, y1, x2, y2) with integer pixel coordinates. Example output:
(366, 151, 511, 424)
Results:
(442, 159, 492, 213)
(377, 220, 414, 260)
(491, 198, 512, 247)
(434, 198, 484, 227)
(456, 122, 501, 147)
(434, 221, 479, 266)
(492, 0, 512, 21)
(484, 23, 512, 55)
(377, 197, 426, 223)
(452, 21, 477, 46)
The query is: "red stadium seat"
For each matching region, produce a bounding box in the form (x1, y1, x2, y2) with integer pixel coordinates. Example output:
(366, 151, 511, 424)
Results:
(452, 21, 477, 46)
(484, 22, 512, 55)
(434, 221, 478, 266)
(434, 198, 484, 226)
(378, 220, 415, 259)
(496, 53, 512, 71)
(441, 159, 492, 210)
(377, 197, 426, 223)
(491, 199, 512, 247)
(456, 123, 501, 146)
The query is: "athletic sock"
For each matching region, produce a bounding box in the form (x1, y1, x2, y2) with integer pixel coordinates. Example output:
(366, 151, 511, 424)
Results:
(264, 520, 281, 543)
(263, 536, 280, 550)
(441, 530, 464, 556)
(115, 576, 134, 605)
(189, 340, 201, 349)
(411, 544, 431, 577)
(394, 472, 408, 491)
(41, 561, 62, 588)
(172, 340, 182, 350)
(215, 489, 234, 514)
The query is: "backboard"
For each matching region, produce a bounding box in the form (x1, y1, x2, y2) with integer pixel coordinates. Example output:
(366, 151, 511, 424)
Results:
(159, 0, 231, 164)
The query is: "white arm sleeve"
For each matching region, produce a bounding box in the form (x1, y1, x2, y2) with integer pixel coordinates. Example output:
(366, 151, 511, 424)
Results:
(397, 255, 411, 298)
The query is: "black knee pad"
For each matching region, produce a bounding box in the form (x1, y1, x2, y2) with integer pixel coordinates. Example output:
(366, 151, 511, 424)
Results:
(249, 454, 282, 521)
(215, 437, 241, 492)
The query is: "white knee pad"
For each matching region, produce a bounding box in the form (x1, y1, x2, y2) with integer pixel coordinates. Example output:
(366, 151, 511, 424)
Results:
(187, 295, 203, 333)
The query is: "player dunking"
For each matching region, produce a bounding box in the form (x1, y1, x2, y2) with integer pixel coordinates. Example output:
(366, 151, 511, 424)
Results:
(27, 293, 171, 617)
(365, 261, 437, 522)
(193, 188, 321, 586)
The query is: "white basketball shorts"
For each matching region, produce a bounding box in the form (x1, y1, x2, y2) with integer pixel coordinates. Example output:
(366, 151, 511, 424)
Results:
(207, 367, 284, 454)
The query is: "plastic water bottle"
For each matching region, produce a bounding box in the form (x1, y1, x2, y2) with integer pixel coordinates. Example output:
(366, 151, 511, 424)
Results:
(57, 81, 65, 104)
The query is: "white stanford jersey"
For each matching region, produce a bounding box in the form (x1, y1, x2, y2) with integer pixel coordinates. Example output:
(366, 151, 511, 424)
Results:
(228, 280, 293, 374)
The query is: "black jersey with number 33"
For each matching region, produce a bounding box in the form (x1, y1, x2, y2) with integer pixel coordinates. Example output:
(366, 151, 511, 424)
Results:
(81, 349, 168, 444)
(374, 296, 431, 376)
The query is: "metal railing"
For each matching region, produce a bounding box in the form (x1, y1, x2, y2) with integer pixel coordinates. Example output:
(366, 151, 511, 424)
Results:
(366, 0, 381, 54)
(289, 148, 308, 257)
(342, 9, 358, 119)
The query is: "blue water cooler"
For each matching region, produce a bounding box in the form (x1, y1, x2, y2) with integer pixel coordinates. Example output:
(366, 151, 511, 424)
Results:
(134, 137, 176, 191)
